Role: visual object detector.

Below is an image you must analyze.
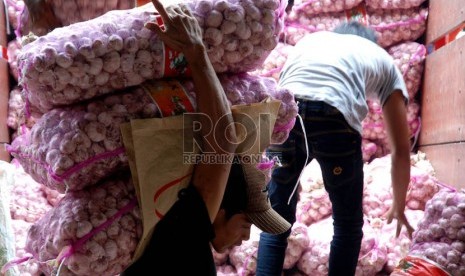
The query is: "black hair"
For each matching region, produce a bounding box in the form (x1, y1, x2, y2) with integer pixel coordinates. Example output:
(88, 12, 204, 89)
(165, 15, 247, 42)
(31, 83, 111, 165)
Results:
(287, 0, 294, 11)
(221, 161, 247, 218)
(333, 21, 378, 43)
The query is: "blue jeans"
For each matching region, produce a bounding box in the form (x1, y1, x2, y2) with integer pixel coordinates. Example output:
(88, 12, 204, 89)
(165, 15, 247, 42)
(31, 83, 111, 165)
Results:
(256, 100, 364, 276)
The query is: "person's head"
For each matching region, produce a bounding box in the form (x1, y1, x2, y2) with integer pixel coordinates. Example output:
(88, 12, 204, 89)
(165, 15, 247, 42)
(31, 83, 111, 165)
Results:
(333, 21, 377, 44)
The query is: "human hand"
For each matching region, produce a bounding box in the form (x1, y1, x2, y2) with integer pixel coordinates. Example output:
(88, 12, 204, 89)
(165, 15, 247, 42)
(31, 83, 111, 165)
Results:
(385, 204, 415, 239)
(212, 210, 252, 253)
(145, 0, 204, 61)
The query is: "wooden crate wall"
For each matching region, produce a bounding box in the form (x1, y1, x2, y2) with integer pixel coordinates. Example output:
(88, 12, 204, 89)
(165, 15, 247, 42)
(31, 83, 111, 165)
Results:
(418, 0, 465, 188)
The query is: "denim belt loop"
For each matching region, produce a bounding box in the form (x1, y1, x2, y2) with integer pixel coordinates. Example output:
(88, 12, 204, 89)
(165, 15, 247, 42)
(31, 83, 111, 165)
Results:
(296, 98, 327, 118)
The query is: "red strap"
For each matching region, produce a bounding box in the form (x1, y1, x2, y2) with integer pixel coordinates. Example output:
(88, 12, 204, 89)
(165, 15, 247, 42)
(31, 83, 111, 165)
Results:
(0, 46, 8, 60)
(153, 173, 192, 219)
(155, 15, 165, 30)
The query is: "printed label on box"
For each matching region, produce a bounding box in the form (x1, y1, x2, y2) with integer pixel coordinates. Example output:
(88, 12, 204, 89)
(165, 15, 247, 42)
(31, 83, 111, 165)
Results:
(345, 3, 368, 25)
(162, 43, 192, 77)
(142, 79, 195, 117)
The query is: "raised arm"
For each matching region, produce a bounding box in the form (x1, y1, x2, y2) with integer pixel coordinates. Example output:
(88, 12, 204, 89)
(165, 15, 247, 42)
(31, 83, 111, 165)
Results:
(146, 0, 237, 222)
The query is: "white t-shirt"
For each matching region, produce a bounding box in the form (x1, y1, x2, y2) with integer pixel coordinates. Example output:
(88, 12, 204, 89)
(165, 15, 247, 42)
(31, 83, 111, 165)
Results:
(278, 31, 408, 134)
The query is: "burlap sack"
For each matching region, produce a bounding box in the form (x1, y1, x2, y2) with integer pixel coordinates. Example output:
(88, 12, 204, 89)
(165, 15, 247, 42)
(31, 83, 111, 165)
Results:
(121, 98, 288, 263)
(121, 115, 197, 262)
(231, 98, 281, 156)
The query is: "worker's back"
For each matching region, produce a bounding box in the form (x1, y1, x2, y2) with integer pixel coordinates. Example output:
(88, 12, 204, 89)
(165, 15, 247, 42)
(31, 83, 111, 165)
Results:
(279, 31, 407, 134)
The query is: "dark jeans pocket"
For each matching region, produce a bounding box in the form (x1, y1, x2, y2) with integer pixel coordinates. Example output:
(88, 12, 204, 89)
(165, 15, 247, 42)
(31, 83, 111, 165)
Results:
(313, 132, 361, 193)
(313, 131, 364, 221)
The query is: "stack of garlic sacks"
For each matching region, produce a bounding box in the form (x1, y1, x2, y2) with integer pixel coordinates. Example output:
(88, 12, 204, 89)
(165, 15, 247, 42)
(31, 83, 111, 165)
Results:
(3, 0, 299, 275)
(5, 2, 141, 275)
(5, 0, 139, 142)
(276, 0, 428, 162)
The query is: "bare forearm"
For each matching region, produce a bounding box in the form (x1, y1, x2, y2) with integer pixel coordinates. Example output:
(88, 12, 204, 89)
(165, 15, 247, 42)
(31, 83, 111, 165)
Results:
(185, 48, 237, 222)
(187, 48, 236, 154)
(383, 91, 411, 211)
(391, 151, 410, 209)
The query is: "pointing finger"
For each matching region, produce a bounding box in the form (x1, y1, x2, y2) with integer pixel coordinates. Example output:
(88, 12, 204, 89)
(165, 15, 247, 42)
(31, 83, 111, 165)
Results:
(151, 0, 170, 23)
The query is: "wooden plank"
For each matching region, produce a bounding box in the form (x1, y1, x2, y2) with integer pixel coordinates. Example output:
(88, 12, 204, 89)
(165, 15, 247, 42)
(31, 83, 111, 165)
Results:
(419, 36, 465, 145)
(426, 0, 465, 44)
(0, 0, 11, 162)
(419, 143, 465, 189)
